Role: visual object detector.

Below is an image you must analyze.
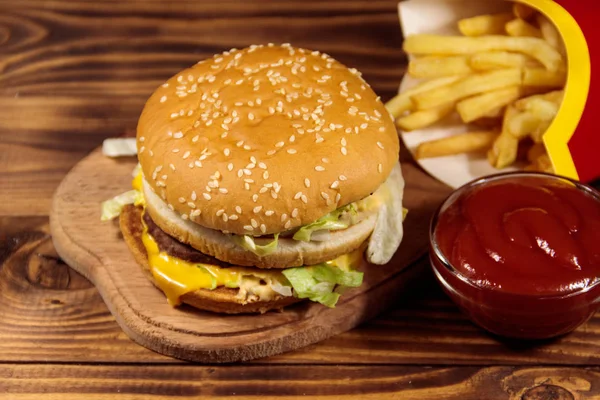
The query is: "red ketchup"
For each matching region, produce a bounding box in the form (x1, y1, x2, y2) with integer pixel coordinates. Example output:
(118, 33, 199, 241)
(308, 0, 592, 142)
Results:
(430, 173, 600, 339)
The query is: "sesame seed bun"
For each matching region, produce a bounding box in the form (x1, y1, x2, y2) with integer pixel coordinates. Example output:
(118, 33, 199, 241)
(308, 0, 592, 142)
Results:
(143, 177, 377, 269)
(136, 44, 399, 236)
(120, 205, 301, 314)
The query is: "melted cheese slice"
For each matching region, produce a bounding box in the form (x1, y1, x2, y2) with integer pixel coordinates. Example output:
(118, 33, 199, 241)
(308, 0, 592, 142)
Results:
(141, 221, 289, 306)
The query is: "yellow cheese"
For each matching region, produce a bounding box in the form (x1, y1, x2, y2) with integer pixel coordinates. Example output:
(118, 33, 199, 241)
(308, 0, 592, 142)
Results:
(141, 219, 290, 306)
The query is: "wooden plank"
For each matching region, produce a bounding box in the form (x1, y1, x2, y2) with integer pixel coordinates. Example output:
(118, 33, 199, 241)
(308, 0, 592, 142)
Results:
(2, 216, 600, 365)
(1, 364, 598, 399)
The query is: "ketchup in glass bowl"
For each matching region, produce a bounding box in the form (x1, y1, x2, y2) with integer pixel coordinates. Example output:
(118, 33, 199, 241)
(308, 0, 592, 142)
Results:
(430, 172, 600, 339)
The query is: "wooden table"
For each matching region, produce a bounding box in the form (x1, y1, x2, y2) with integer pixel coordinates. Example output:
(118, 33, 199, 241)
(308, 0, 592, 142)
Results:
(2, 1, 599, 398)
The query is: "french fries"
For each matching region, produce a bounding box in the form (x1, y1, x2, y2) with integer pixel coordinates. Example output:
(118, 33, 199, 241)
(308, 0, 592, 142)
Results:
(396, 104, 454, 131)
(415, 131, 497, 159)
(408, 56, 473, 78)
(385, 76, 462, 118)
(469, 51, 540, 70)
(522, 68, 566, 87)
(513, 3, 536, 21)
(537, 14, 565, 55)
(505, 18, 543, 38)
(403, 34, 564, 71)
(456, 86, 522, 123)
(412, 68, 521, 109)
(458, 13, 514, 36)
(488, 106, 520, 168)
(390, 4, 568, 174)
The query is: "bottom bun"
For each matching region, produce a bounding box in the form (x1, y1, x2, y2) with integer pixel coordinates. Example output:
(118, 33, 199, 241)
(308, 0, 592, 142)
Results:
(119, 205, 301, 314)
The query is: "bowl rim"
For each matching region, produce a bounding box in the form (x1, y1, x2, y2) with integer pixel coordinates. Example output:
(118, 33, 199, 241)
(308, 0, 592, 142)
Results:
(429, 171, 600, 301)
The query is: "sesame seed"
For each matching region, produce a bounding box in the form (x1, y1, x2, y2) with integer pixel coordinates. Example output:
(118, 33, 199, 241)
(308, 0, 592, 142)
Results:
(251, 219, 258, 228)
(244, 225, 254, 231)
(294, 191, 303, 200)
(194, 161, 202, 168)
(377, 141, 385, 149)
(258, 162, 267, 169)
(259, 187, 268, 194)
(229, 215, 239, 220)
(216, 209, 225, 217)
(331, 181, 339, 189)
(378, 164, 383, 173)
(271, 190, 278, 199)
(291, 208, 299, 218)
(253, 206, 263, 214)
(243, 145, 251, 151)
(248, 113, 255, 121)
(192, 135, 199, 143)
(181, 214, 189, 220)
(275, 141, 284, 148)
(304, 178, 310, 188)
(284, 220, 292, 229)
(224, 148, 231, 157)
(227, 163, 234, 171)
(252, 194, 258, 202)
(223, 214, 229, 222)
(287, 149, 297, 154)
(160, 96, 167, 103)
(301, 195, 308, 204)
(182, 151, 190, 159)
(178, 197, 185, 203)
(339, 175, 347, 181)
(315, 165, 325, 172)
(191, 191, 197, 201)
(243, 169, 251, 176)
(172, 148, 180, 153)
(341, 138, 347, 146)
(203, 193, 211, 200)
(191, 209, 201, 217)
(321, 192, 330, 200)
(321, 157, 329, 163)
(244, 183, 250, 190)
(187, 202, 196, 209)
(263, 171, 269, 179)
(341, 147, 347, 156)
(265, 210, 274, 216)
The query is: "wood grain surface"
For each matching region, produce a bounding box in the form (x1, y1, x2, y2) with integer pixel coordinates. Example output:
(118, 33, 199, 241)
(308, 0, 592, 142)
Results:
(1, 0, 599, 398)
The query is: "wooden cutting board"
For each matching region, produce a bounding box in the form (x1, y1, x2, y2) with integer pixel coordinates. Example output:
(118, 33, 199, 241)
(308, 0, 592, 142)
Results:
(50, 148, 451, 363)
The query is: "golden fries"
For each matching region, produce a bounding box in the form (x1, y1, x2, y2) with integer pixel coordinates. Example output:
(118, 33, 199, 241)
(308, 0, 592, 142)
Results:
(403, 34, 564, 71)
(408, 56, 472, 78)
(522, 68, 566, 87)
(385, 76, 462, 118)
(391, 4, 567, 174)
(458, 13, 514, 36)
(513, 3, 536, 21)
(456, 86, 521, 123)
(488, 107, 520, 168)
(396, 104, 454, 131)
(537, 14, 565, 55)
(469, 51, 539, 70)
(416, 131, 498, 159)
(412, 68, 521, 109)
(505, 18, 543, 38)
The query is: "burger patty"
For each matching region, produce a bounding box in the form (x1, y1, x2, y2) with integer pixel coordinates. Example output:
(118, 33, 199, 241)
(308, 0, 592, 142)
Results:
(143, 211, 232, 267)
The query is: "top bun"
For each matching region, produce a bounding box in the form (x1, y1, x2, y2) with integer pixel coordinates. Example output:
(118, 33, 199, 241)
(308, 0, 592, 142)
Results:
(137, 44, 399, 236)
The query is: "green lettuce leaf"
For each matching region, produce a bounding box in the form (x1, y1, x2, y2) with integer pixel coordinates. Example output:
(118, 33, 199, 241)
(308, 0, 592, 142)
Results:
(282, 262, 364, 308)
(233, 234, 279, 257)
(292, 203, 357, 242)
(100, 190, 143, 221)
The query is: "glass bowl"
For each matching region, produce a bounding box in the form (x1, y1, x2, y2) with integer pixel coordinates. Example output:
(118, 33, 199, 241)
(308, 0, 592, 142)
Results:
(429, 172, 600, 339)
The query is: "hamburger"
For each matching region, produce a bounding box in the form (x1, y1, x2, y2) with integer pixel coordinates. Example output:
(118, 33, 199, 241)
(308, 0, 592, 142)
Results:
(102, 43, 406, 313)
